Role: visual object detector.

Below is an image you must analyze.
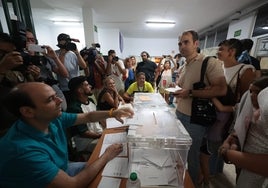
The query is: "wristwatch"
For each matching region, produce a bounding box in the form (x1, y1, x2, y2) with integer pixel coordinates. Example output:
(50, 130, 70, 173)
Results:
(189, 89, 193, 97)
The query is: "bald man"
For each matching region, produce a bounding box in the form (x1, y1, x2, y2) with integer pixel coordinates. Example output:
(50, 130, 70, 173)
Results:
(0, 82, 133, 188)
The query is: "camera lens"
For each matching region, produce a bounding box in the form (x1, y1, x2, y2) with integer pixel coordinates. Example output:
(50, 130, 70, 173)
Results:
(113, 56, 119, 61)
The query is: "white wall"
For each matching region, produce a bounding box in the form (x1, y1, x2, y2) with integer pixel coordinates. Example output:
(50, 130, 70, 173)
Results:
(123, 37, 178, 58)
(35, 22, 85, 50)
(98, 28, 121, 56)
(98, 28, 179, 58)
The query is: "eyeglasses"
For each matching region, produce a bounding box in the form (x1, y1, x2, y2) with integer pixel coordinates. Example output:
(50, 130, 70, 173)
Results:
(141, 54, 147, 57)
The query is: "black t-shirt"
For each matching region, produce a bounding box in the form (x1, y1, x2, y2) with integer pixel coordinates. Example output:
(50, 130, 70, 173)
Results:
(136, 60, 157, 82)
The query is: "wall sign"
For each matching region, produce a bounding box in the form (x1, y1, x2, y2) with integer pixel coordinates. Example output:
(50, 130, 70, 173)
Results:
(234, 29, 241, 37)
(94, 25, 98, 33)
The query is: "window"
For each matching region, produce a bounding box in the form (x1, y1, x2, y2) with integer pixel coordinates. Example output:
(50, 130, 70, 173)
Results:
(215, 27, 228, 46)
(252, 3, 268, 37)
(206, 33, 215, 48)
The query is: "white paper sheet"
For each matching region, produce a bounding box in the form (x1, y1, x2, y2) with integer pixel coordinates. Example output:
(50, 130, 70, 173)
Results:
(234, 91, 253, 149)
(102, 157, 129, 178)
(106, 118, 125, 129)
(97, 177, 121, 188)
(142, 149, 170, 167)
(139, 164, 169, 186)
(118, 102, 134, 111)
(99, 132, 128, 157)
(165, 86, 182, 93)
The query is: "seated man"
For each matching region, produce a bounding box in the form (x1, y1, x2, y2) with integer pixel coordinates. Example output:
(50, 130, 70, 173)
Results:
(0, 82, 133, 187)
(67, 76, 103, 160)
(123, 72, 154, 102)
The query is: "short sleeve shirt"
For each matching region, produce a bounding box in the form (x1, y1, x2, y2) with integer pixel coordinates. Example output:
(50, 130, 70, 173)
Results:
(56, 50, 80, 91)
(0, 112, 77, 188)
(177, 54, 224, 115)
(126, 81, 154, 96)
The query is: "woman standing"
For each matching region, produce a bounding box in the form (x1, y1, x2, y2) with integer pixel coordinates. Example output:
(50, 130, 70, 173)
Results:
(124, 57, 135, 91)
(157, 58, 177, 104)
(198, 38, 256, 187)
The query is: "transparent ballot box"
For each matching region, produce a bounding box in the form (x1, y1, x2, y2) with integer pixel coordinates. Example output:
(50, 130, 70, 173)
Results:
(126, 107, 192, 188)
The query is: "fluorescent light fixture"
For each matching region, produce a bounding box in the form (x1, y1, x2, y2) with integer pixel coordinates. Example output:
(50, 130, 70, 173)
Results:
(262, 26, 268, 30)
(52, 20, 82, 25)
(145, 21, 175, 28)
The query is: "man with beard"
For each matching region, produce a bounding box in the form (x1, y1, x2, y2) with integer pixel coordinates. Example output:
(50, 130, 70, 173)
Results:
(136, 51, 157, 88)
(67, 76, 104, 160)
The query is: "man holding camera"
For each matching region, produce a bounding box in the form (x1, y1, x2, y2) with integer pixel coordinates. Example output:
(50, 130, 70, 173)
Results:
(55, 33, 87, 103)
(25, 29, 69, 111)
(80, 46, 107, 100)
(106, 49, 126, 96)
(0, 32, 42, 136)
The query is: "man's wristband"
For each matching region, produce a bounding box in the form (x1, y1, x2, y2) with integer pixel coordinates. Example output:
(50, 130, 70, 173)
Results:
(109, 108, 115, 117)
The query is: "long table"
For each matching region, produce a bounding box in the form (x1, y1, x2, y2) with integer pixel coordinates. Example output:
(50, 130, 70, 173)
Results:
(87, 128, 195, 188)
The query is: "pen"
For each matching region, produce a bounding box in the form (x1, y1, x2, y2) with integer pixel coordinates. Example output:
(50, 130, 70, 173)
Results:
(153, 112, 157, 124)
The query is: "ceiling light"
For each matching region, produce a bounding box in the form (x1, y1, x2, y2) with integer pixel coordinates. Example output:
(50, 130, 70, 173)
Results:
(262, 26, 268, 30)
(145, 21, 175, 28)
(52, 20, 82, 25)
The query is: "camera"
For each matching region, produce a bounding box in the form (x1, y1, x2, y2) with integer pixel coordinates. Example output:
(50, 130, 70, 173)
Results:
(80, 47, 99, 63)
(10, 20, 43, 67)
(92, 43, 100, 48)
(112, 56, 119, 62)
(57, 33, 78, 51)
(66, 42, 77, 51)
(28, 44, 46, 53)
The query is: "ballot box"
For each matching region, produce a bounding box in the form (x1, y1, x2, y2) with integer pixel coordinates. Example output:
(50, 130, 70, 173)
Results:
(133, 93, 167, 109)
(126, 93, 192, 188)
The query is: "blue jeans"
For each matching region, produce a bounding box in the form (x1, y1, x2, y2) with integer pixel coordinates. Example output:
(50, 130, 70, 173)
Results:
(169, 75, 177, 104)
(66, 162, 86, 176)
(176, 111, 208, 186)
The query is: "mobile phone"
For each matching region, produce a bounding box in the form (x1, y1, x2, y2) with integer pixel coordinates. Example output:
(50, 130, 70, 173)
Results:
(28, 44, 46, 53)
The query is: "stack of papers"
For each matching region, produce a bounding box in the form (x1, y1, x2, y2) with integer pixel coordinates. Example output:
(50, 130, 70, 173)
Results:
(98, 133, 129, 188)
(165, 86, 182, 93)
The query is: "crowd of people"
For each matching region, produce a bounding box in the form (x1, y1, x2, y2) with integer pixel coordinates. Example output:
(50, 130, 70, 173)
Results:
(0, 28, 267, 188)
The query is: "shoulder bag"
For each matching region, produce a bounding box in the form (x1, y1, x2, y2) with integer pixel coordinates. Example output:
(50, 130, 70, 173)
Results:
(190, 56, 217, 127)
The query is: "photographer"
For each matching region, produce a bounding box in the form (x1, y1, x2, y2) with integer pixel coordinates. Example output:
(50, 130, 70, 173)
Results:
(106, 49, 126, 96)
(25, 29, 68, 111)
(0, 32, 41, 86)
(0, 32, 40, 136)
(80, 46, 107, 100)
(55, 33, 87, 103)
